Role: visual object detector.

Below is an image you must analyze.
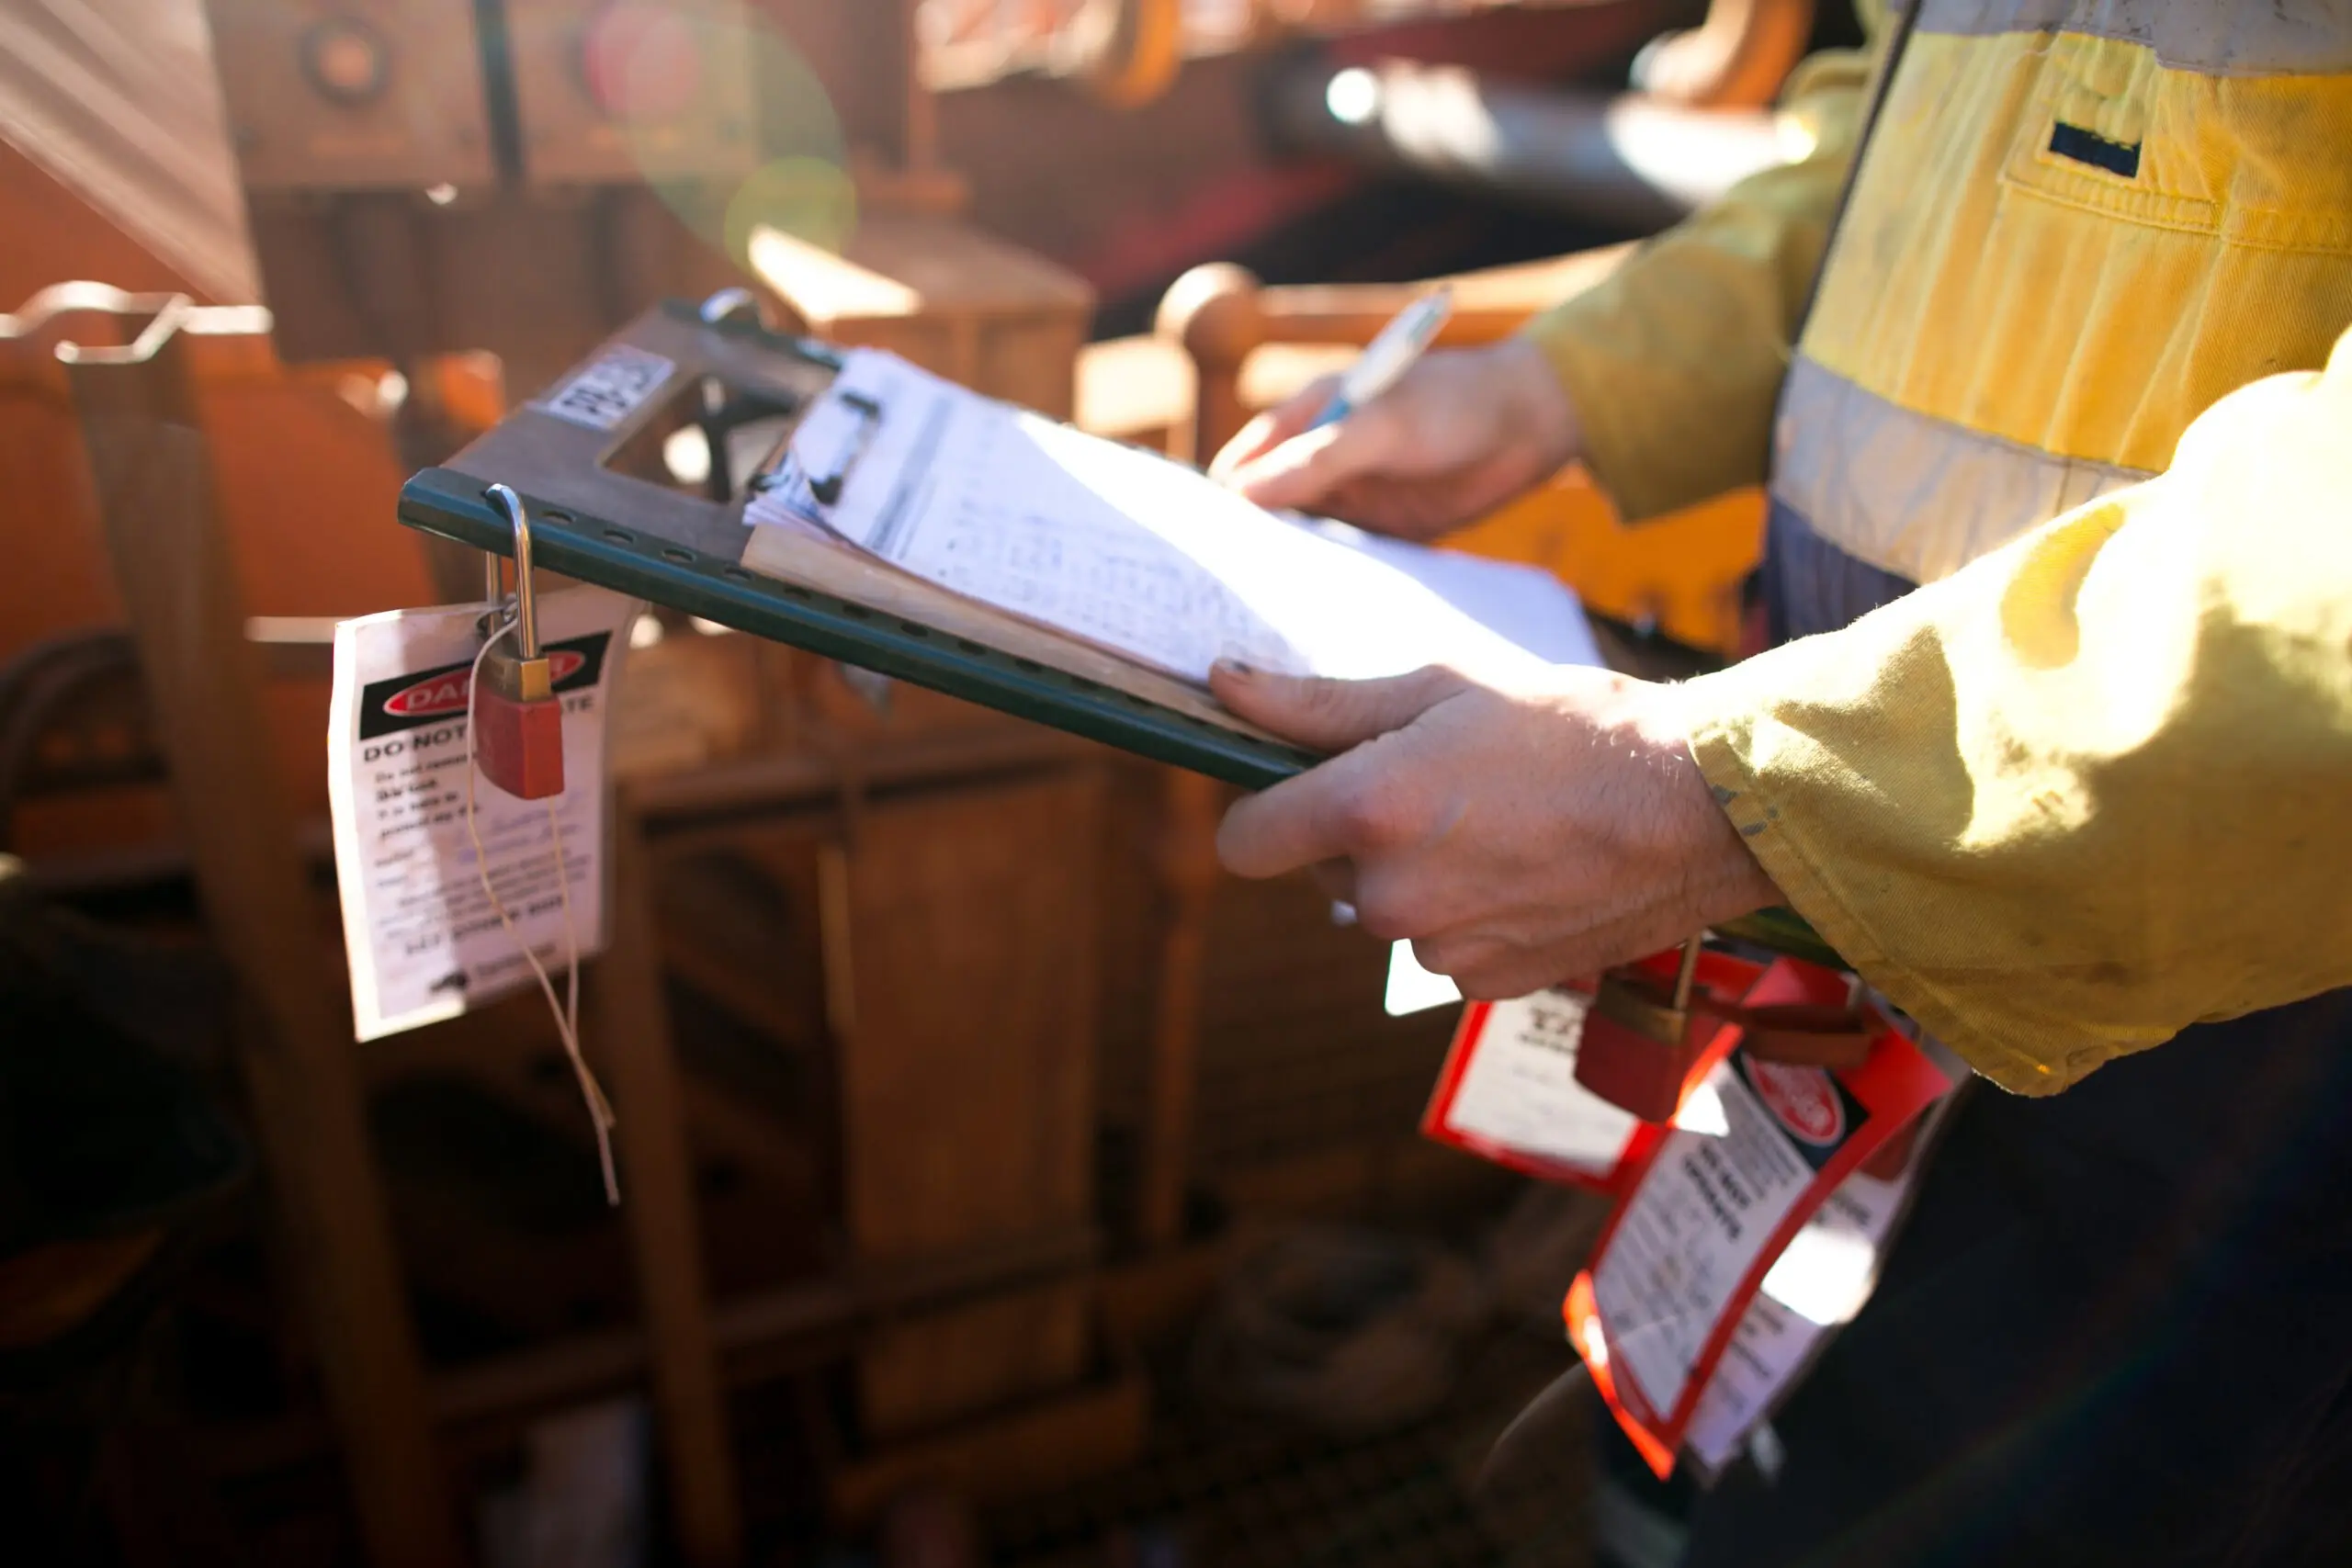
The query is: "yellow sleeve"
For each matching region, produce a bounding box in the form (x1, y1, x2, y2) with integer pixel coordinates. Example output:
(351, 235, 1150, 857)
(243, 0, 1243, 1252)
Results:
(1681, 329, 2352, 1096)
(1521, 39, 1878, 524)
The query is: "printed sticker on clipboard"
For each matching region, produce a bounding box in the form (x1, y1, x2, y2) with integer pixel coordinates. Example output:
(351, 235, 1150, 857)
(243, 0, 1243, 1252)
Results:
(535, 344, 675, 432)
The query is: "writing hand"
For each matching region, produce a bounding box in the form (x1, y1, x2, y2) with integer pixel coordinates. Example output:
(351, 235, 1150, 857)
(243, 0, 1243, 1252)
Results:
(1209, 339, 1583, 543)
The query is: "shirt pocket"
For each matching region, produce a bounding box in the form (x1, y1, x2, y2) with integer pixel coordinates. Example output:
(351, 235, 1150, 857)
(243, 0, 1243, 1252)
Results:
(1999, 33, 2352, 257)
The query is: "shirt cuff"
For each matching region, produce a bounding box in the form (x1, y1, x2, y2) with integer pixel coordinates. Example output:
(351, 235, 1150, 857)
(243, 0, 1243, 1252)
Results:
(1678, 654, 2117, 1097)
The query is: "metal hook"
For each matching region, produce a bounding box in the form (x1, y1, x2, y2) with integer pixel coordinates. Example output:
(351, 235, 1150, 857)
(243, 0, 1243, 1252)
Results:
(484, 483, 539, 660)
(1669, 931, 1704, 1014)
(698, 288, 763, 327)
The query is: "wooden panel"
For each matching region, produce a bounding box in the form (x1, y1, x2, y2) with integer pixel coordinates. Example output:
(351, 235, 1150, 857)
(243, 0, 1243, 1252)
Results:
(589, 808, 743, 1568)
(819, 1364, 1149, 1526)
(834, 769, 1104, 1258)
(855, 1278, 1091, 1442)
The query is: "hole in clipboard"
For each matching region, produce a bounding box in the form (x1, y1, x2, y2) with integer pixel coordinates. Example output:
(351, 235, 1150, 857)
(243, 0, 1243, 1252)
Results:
(604, 526, 637, 543)
(598, 373, 806, 505)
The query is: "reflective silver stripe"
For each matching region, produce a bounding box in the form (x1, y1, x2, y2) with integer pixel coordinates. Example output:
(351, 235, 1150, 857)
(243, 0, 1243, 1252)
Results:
(1770, 356, 2152, 584)
(1915, 0, 2352, 76)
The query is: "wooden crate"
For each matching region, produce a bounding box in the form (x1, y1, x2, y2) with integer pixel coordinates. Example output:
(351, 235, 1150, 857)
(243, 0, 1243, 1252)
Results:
(748, 210, 1095, 419)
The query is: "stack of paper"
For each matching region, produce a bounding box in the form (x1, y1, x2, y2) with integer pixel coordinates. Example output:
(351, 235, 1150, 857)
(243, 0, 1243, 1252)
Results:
(744, 349, 1600, 684)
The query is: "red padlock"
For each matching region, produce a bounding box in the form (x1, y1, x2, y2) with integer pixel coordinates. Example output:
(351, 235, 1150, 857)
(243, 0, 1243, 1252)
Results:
(473, 485, 567, 801)
(1575, 937, 1718, 1122)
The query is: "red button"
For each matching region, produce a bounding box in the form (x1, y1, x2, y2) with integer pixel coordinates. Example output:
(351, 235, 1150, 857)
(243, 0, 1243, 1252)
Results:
(581, 2, 705, 123)
(302, 16, 392, 106)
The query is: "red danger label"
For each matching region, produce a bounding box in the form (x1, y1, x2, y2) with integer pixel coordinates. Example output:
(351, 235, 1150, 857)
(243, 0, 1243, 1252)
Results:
(381, 650, 587, 719)
(358, 634, 609, 739)
(1746, 1059, 1845, 1147)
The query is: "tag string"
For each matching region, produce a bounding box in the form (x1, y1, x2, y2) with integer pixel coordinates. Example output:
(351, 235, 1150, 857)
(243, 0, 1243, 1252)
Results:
(464, 624, 621, 1205)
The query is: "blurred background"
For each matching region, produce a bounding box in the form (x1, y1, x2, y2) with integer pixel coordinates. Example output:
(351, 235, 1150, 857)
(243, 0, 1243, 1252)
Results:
(0, 1, 1848, 1562)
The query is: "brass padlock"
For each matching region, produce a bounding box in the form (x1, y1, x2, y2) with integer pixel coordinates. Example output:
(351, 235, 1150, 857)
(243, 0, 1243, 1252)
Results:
(1575, 935, 1713, 1122)
(473, 484, 566, 801)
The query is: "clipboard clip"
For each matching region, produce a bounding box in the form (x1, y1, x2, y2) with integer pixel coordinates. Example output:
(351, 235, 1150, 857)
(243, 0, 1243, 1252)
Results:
(805, 391, 883, 508)
(749, 386, 884, 511)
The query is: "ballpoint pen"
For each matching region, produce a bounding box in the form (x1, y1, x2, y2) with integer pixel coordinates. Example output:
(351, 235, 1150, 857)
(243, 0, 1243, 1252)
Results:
(1311, 283, 1455, 430)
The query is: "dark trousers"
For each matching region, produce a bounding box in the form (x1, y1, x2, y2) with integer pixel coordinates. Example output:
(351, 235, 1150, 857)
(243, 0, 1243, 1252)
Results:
(1682, 505, 2352, 1567)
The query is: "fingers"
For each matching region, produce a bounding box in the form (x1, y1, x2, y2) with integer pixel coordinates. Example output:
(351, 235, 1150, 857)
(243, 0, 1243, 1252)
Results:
(1208, 377, 1340, 482)
(1224, 423, 1363, 514)
(1223, 383, 1409, 513)
(1217, 750, 1395, 879)
(1214, 669, 1468, 880)
(1413, 937, 1564, 1003)
(1209, 661, 1464, 752)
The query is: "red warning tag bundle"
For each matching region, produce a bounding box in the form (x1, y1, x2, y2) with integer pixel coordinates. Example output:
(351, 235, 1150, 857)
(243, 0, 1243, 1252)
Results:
(1422, 950, 1960, 1478)
(1564, 959, 1952, 1474)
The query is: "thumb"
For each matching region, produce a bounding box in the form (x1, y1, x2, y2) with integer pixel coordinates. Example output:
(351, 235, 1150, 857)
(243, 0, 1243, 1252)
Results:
(1211, 661, 1467, 752)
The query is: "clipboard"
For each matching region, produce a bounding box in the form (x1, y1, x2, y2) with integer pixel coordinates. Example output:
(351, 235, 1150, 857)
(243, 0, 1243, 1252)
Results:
(396, 295, 1838, 964)
(398, 296, 1321, 789)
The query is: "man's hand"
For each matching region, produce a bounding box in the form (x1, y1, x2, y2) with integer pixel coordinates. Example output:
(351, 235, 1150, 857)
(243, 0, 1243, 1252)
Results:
(1209, 339, 1583, 542)
(1210, 660, 1780, 998)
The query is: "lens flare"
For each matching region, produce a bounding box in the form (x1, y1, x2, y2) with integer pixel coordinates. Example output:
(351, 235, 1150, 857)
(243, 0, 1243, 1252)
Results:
(617, 9, 855, 271)
(723, 155, 859, 271)
(582, 3, 706, 125)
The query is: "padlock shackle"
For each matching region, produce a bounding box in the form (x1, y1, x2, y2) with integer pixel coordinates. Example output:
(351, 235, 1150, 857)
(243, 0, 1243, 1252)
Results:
(484, 483, 540, 660)
(1669, 932, 1703, 1012)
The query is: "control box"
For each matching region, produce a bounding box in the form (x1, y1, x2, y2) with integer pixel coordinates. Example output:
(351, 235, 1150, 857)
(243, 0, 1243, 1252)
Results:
(205, 0, 495, 190)
(503, 0, 761, 186)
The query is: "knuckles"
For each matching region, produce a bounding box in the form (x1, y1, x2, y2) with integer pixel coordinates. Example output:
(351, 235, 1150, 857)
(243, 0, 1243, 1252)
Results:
(1351, 893, 1420, 944)
(1413, 936, 1561, 1003)
(1324, 772, 1427, 853)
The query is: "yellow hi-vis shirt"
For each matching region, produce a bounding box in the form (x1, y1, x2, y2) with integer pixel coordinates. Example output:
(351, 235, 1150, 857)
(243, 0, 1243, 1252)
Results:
(1525, 1, 2352, 1095)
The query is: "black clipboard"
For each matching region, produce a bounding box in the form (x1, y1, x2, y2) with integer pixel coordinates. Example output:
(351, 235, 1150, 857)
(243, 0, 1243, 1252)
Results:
(398, 297, 1319, 790)
(397, 297, 1838, 966)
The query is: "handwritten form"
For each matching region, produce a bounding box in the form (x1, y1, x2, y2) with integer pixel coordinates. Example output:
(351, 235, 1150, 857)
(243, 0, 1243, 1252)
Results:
(744, 349, 1600, 684)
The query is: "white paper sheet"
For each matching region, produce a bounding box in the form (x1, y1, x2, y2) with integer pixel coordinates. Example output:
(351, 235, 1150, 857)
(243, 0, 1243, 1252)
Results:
(745, 350, 1601, 684)
(326, 588, 636, 1041)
